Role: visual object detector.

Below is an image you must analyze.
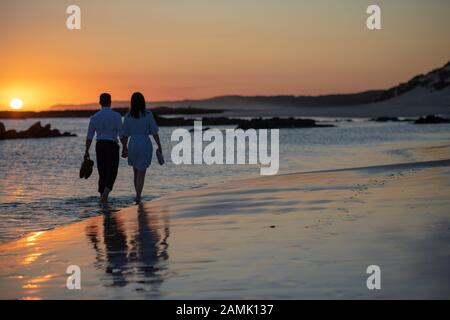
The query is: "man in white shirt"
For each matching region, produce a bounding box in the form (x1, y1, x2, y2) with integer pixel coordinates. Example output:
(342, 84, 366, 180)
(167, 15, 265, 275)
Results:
(84, 93, 124, 203)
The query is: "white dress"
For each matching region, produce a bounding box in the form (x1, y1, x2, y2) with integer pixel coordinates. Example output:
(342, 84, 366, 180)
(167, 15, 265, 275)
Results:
(121, 111, 159, 171)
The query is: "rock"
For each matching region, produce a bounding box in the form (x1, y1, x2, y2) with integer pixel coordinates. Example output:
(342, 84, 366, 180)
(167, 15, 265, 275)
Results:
(154, 116, 336, 129)
(0, 122, 77, 140)
(414, 115, 450, 124)
(25, 122, 52, 138)
(43, 124, 52, 135)
(372, 116, 401, 122)
(26, 121, 45, 137)
(371, 117, 414, 122)
(3, 130, 18, 139)
(237, 117, 334, 130)
(335, 119, 353, 122)
(50, 129, 61, 137)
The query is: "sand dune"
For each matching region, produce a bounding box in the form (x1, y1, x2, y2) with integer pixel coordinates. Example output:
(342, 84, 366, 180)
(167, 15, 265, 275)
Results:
(217, 86, 450, 118)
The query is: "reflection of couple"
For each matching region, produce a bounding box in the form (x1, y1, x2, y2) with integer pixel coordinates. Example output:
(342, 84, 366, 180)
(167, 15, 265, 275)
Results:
(86, 204, 170, 291)
(84, 92, 163, 204)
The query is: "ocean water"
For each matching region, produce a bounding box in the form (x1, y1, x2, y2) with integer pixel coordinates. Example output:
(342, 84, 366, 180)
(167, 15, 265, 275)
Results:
(1, 117, 449, 243)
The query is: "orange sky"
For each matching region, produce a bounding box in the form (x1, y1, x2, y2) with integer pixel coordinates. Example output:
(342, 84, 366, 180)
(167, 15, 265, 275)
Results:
(1, 0, 449, 110)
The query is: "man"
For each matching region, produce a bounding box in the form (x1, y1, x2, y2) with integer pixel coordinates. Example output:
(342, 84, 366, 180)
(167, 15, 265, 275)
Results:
(84, 93, 124, 203)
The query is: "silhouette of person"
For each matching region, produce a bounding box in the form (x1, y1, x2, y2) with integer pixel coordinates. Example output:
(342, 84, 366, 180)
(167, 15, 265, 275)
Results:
(84, 93, 126, 204)
(86, 204, 169, 293)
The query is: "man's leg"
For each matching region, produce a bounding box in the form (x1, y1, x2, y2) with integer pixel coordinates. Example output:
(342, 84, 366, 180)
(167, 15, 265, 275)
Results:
(108, 142, 120, 190)
(101, 141, 119, 203)
(96, 141, 106, 196)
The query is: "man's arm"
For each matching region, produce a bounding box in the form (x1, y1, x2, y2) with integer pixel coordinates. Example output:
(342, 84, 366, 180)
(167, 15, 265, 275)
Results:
(120, 136, 128, 158)
(85, 118, 95, 159)
(85, 139, 93, 160)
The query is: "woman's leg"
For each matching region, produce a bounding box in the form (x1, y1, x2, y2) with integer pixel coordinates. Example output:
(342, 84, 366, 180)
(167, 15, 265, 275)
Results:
(134, 168, 147, 202)
(133, 168, 139, 202)
(133, 167, 138, 194)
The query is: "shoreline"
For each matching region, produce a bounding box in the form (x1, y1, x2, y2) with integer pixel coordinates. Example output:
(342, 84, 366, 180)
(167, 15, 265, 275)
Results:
(1, 158, 450, 299)
(1, 158, 449, 246)
(1, 157, 449, 244)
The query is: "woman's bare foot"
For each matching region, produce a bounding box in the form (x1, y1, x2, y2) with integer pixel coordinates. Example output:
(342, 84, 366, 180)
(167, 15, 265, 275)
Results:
(134, 195, 142, 204)
(101, 187, 111, 204)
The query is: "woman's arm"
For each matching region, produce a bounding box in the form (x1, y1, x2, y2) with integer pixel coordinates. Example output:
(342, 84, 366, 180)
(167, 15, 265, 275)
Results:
(120, 115, 129, 158)
(152, 134, 162, 151)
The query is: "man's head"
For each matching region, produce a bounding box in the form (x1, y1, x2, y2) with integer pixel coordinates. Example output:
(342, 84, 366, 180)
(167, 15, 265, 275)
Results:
(99, 93, 111, 108)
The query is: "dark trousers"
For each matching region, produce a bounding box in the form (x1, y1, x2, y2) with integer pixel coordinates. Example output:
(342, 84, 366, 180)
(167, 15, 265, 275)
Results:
(96, 140, 119, 194)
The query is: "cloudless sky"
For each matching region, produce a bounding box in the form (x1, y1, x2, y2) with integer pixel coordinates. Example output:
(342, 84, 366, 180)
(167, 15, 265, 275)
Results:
(0, 0, 449, 110)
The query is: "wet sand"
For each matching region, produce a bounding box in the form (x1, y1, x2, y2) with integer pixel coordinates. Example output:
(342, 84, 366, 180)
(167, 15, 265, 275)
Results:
(1, 159, 450, 299)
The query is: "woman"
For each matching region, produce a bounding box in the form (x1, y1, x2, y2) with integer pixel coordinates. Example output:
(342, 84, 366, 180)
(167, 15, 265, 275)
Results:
(121, 92, 163, 203)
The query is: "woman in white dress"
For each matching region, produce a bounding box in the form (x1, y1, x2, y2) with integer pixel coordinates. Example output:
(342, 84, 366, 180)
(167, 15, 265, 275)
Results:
(120, 92, 163, 203)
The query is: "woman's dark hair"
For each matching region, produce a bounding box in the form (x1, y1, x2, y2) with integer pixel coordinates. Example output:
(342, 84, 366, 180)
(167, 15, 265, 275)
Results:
(130, 92, 146, 118)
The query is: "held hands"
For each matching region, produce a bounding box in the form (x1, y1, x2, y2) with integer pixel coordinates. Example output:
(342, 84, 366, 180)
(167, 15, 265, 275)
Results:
(156, 147, 164, 165)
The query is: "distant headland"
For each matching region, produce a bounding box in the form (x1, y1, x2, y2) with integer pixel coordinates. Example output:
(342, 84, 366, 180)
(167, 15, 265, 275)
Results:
(1, 60, 448, 119)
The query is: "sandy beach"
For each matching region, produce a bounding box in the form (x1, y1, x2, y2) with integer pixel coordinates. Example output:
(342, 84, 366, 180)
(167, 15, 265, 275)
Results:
(1, 145, 449, 299)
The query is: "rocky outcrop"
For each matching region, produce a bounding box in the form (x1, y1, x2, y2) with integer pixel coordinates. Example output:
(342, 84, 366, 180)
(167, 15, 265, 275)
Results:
(0, 121, 77, 140)
(237, 117, 334, 130)
(414, 115, 450, 124)
(371, 117, 413, 122)
(153, 116, 334, 129)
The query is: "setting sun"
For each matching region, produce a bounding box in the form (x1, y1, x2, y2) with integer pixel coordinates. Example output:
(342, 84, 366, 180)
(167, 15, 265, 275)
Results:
(10, 98, 23, 110)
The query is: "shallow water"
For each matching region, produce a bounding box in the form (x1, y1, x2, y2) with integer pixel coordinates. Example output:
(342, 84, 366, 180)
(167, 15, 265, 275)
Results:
(0, 117, 449, 242)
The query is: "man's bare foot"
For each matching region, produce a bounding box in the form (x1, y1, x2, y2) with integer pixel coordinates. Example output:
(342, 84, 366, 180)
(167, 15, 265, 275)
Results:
(101, 187, 111, 204)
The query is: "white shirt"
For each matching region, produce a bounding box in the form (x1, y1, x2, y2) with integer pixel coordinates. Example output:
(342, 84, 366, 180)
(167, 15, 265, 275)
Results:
(87, 107, 123, 142)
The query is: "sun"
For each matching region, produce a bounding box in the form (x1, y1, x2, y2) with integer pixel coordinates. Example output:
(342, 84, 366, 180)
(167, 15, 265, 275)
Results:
(10, 98, 23, 110)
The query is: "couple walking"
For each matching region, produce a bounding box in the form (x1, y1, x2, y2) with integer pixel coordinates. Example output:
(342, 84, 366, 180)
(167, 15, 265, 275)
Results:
(84, 92, 163, 204)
